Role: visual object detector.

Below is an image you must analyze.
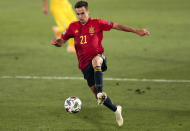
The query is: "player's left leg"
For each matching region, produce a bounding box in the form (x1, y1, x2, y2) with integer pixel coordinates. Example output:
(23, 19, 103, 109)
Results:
(90, 85, 123, 126)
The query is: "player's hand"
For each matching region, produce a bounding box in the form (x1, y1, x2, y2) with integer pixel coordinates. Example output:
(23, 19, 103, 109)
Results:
(43, 7, 49, 15)
(51, 39, 64, 47)
(136, 29, 150, 36)
(51, 39, 59, 46)
(51, 39, 56, 44)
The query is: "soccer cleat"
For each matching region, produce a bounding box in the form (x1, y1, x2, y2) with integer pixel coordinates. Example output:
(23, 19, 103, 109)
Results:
(97, 92, 107, 104)
(115, 105, 123, 127)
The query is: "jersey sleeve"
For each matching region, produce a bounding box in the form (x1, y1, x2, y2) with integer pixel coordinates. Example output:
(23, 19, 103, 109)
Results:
(98, 19, 114, 31)
(61, 24, 74, 40)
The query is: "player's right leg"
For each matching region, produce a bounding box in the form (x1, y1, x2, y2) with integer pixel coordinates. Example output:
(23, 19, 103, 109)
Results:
(92, 54, 108, 104)
(92, 55, 103, 88)
(82, 62, 123, 126)
(82, 60, 108, 104)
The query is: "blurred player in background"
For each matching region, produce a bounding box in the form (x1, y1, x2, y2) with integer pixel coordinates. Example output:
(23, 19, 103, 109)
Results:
(42, 0, 76, 52)
(51, 1, 149, 127)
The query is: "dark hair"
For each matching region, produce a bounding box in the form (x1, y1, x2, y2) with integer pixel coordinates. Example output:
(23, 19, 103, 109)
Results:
(75, 1, 88, 9)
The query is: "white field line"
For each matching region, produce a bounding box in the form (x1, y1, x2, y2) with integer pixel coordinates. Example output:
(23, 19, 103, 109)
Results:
(1, 75, 190, 83)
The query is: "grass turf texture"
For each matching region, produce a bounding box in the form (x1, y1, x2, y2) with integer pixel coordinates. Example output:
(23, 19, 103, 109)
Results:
(0, 0, 190, 130)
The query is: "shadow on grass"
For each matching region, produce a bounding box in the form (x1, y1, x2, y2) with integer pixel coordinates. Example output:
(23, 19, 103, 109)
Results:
(72, 106, 117, 131)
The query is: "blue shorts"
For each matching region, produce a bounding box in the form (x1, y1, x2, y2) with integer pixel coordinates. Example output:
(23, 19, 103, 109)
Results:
(82, 54, 107, 87)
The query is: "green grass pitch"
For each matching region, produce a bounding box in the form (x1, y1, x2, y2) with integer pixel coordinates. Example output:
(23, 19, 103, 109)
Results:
(0, 0, 190, 130)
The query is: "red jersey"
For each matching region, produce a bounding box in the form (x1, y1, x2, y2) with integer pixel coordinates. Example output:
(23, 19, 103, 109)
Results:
(62, 18, 114, 70)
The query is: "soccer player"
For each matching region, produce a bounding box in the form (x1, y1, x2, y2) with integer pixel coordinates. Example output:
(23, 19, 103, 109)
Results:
(51, 1, 150, 126)
(42, 0, 76, 52)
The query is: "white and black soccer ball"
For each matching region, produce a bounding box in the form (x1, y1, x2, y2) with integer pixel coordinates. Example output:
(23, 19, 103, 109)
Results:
(64, 96, 82, 113)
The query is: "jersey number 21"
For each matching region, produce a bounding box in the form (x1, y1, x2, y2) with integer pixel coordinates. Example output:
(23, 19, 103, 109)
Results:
(80, 35, 87, 44)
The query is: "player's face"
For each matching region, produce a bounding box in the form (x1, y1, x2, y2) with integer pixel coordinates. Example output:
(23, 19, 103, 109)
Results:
(75, 7, 89, 25)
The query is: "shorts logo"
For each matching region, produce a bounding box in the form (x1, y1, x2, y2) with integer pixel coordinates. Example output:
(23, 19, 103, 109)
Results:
(89, 26, 95, 35)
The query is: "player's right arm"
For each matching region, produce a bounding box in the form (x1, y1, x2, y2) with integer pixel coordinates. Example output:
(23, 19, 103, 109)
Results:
(42, 0, 49, 15)
(51, 23, 74, 47)
(51, 38, 66, 47)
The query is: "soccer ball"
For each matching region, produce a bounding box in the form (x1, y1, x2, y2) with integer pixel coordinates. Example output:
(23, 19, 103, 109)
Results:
(64, 96, 82, 113)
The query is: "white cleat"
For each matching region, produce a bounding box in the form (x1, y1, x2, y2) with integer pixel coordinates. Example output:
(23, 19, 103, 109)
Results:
(97, 92, 107, 105)
(115, 105, 123, 127)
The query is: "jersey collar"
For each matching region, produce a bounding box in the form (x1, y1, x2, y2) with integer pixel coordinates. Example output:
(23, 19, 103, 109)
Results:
(79, 17, 91, 26)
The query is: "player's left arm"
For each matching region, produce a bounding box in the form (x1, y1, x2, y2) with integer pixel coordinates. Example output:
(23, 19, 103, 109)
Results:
(112, 23, 150, 36)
